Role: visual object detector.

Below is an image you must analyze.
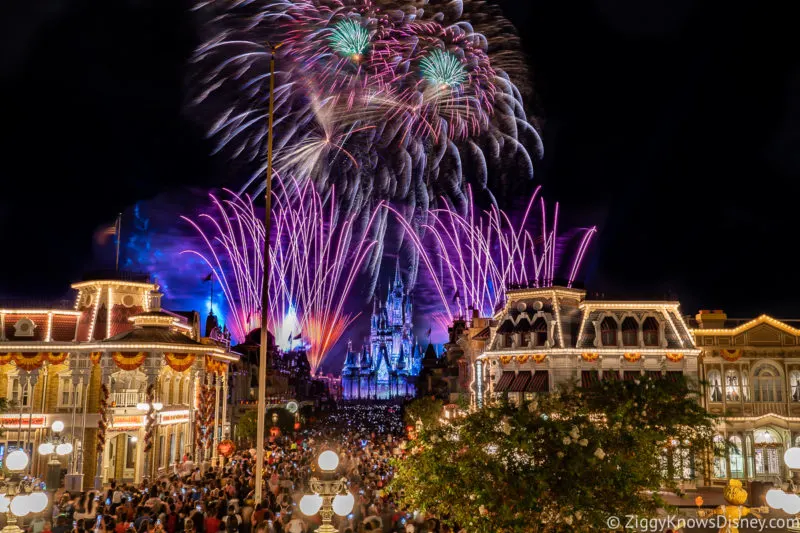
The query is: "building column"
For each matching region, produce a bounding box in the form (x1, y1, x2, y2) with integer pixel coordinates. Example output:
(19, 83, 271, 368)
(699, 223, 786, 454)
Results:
(212, 374, 221, 467)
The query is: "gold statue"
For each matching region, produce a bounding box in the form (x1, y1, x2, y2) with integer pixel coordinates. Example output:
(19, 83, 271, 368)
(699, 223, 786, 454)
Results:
(697, 479, 769, 533)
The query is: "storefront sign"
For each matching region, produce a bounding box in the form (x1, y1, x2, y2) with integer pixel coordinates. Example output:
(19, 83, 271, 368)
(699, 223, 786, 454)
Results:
(0, 416, 46, 428)
(110, 415, 144, 428)
(159, 412, 190, 425)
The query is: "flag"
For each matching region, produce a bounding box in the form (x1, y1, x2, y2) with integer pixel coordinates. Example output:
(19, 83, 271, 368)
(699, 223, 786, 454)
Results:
(94, 217, 119, 245)
(202, 272, 213, 282)
(293, 333, 303, 340)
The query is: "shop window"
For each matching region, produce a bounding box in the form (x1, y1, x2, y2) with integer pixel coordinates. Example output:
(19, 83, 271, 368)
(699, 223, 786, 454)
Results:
(622, 317, 638, 347)
(600, 317, 618, 346)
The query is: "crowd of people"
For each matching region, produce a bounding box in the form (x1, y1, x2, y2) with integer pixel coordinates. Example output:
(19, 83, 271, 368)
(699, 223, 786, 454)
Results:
(9, 402, 463, 533)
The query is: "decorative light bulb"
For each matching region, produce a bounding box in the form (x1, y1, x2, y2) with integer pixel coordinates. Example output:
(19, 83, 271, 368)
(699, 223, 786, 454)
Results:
(317, 450, 339, 471)
(0, 494, 10, 513)
(153, 402, 164, 411)
(38, 442, 55, 456)
(136, 403, 150, 411)
(57, 443, 73, 456)
(785, 447, 800, 470)
(6, 449, 29, 471)
(332, 492, 355, 516)
(766, 489, 785, 509)
(299, 494, 322, 516)
(10, 494, 31, 517)
(51, 420, 65, 433)
(29, 492, 49, 513)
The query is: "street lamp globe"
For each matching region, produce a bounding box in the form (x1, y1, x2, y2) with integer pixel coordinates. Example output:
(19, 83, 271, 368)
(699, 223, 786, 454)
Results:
(6, 450, 29, 472)
(766, 488, 786, 509)
(785, 447, 800, 470)
(318, 450, 339, 472)
(0, 494, 10, 513)
(56, 443, 73, 456)
(9, 493, 30, 517)
(153, 402, 164, 411)
(136, 403, 150, 411)
(28, 492, 48, 514)
(332, 492, 355, 516)
(38, 442, 55, 456)
(299, 494, 322, 516)
(784, 493, 800, 515)
(51, 420, 65, 433)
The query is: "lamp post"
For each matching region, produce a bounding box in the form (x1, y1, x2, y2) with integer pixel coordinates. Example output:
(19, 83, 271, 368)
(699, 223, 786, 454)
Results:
(0, 450, 49, 533)
(765, 446, 800, 529)
(38, 421, 73, 491)
(298, 451, 354, 533)
(255, 39, 283, 504)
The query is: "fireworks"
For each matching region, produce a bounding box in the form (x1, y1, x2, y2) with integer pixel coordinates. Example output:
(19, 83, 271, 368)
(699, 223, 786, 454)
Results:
(181, 180, 382, 373)
(393, 186, 597, 327)
(189, 0, 542, 253)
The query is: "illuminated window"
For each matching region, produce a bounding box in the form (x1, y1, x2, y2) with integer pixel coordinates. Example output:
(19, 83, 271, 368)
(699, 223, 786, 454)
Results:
(707, 369, 723, 403)
(532, 318, 547, 347)
(58, 376, 82, 408)
(729, 435, 744, 478)
(790, 370, 800, 402)
(622, 317, 638, 347)
(725, 369, 741, 402)
(753, 364, 783, 402)
(713, 435, 727, 478)
(742, 369, 751, 401)
(600, 317, 618, 346)
(754, 429, 782, 475)
(8, 376, 33, 408)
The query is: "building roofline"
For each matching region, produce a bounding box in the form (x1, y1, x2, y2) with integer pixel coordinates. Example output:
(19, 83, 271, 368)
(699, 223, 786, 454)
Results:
(690, 314, 800, 336)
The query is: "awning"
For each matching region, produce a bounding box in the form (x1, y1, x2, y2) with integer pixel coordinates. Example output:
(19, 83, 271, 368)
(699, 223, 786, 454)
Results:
(646, 370, 662, 380)
(497, 320, 515, 334)
(527, 371, 549, 393)
(602, 371, 619, 382)
(495, 371, 515, 392)
(581, 370, 599, 388)
(623, 371, 640, 382)
(508, 371, 531, 392)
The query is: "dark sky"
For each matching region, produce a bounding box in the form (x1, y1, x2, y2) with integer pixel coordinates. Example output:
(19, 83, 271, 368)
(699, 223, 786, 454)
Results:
(1, 0, 798, 320)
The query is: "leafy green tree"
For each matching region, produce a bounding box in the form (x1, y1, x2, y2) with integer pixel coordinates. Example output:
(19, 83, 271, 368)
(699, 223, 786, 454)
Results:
(236, 410, 258, 444)
(392, 375, 716, 532)
(404, 397, 444, 429)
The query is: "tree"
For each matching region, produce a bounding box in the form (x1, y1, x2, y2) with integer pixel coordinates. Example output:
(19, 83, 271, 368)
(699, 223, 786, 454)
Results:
(404, 397, 444, 429)
(237, 410, 258, 444)
(391, 375, 716, 532)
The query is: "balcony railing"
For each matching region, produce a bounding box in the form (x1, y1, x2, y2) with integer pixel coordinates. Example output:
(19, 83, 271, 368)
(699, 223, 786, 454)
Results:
(111, 391, 146, 408)
(751, 402, 788, 417)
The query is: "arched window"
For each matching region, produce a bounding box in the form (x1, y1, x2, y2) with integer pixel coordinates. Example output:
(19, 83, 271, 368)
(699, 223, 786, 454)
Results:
(753, 364, 784, 402)
(729, 435, 744, 478)
(790, 370, 800, 402)
(172, 378, 181, 406)
(532, 318, 547, 347)
(600, 317, 618, 346)
(725, 369, 741, 402)
(643, 317, 659, 346)
(707, 369, 723, 403)
(622, 317, 638, 347)
(754, 428, 782, 475)
(742, 369, 751, 401)
(713, 435, 727, 478)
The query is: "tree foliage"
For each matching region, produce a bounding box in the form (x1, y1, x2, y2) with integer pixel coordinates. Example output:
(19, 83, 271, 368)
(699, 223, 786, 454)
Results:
(404, 397, 444, 429)
(237, 410, 259, 443)
(391, 375, 716, 532)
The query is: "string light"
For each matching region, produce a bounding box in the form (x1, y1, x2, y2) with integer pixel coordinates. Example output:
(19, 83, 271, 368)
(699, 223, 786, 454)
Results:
(691, 314, 800, 336)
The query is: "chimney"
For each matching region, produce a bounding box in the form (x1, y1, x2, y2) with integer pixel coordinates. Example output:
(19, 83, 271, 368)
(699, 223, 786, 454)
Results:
(695, 309, 727, 329)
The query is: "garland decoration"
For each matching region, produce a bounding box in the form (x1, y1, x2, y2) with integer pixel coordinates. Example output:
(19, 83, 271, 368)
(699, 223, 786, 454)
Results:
(144, 383, 156, 453)
(97, 384, 110, 453)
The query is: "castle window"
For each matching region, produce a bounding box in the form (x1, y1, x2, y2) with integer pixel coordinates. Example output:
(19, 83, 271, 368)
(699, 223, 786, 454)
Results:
(753, 364, 783, 402)
(621, 317, 638, 347)
(532, 318, 547, 347)
(600, 317, 617, 346)
(791, 370, 800, 402)
(643, 317, 659, 346)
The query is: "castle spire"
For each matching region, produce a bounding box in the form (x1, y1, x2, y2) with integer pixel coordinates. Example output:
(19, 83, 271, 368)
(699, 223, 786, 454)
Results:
(394, 257, 402, 288)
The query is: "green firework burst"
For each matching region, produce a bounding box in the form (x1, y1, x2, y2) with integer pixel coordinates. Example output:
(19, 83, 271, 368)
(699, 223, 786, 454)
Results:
(328, 19, 370, 59)
(420, 49, 467, 88)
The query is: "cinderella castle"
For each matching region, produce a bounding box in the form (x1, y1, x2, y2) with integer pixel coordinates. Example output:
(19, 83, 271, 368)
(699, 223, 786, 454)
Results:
(341, 261, 423, 399)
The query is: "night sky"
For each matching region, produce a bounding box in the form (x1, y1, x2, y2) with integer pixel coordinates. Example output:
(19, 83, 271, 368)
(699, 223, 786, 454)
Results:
(2, 1, 798, 325)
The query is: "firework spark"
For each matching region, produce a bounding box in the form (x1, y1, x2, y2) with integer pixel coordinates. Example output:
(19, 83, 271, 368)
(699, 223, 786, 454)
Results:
(181, 179, 382, 374)
(393, 186, 596, 325)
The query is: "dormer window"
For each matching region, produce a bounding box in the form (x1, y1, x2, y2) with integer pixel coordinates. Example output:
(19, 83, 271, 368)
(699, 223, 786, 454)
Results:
(622, 317, 638, 347)
(600, 317, 617, 346)
(533, 318, 547, 347)
(643, 317, 659, 346)
(13, 318, 36, 337)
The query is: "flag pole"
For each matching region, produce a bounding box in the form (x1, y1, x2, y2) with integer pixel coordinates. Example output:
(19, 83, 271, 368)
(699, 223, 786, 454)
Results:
(256, 40, 282, 504)
(114, 213, 122, 271)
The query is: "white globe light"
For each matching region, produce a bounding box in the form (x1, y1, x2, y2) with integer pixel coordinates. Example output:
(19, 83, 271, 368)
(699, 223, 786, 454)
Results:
(783, 493, 800, 515)
(10, 494, 31, 517)
(28, 492, 48, 514)
(6, 449, 29, 471)
(136, 403, 150, 411)
(51, 420, 65, 433)
(57, 443, 73, 455)
(299, 494, 322, 516)
(332, 492, 355, 516)
(766, 489, 786, 509)
(317, 450, 339, 471)
(152, 402, 163, 411)
(0, 494, 10, 513)
(786, 448, 800, 470)
(38, 442, 55, 456)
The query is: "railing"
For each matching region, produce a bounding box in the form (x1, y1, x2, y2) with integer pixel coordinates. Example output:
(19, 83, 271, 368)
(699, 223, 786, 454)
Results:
(751, 402, 788, 416)
(111, 391, 146, 407)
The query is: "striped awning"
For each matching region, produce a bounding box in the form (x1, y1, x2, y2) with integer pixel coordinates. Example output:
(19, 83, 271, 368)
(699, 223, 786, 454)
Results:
(623, 371, 641, 382)
(646, 370, 662, 380)
(508, 371, 531, 392)
(527, 371, 549, 392)
(495, 371, 515, 392)
(581, 370, 599, 388)
(602, 370, 619, 382)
